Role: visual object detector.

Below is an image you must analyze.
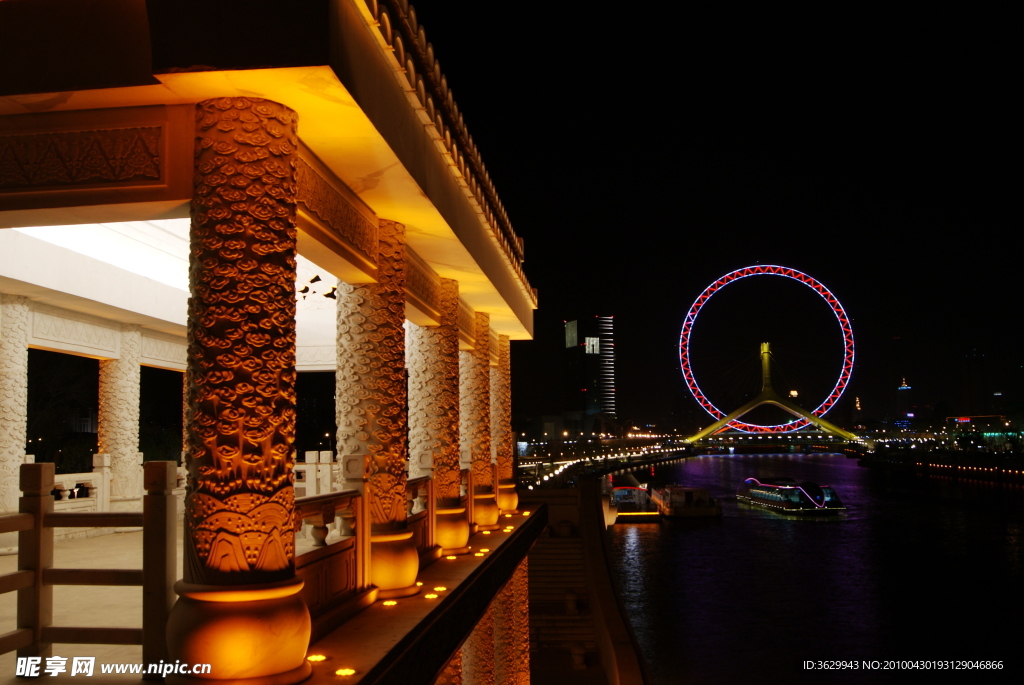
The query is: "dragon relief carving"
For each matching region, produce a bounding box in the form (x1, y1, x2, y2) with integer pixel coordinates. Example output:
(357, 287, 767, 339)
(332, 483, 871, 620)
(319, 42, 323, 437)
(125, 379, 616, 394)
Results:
(513, 559, 530, 681)
(335, 220, 409, 528)
(432, 648, 463, 685)
(185, 98, 300, 583)
(406, 277, 460, 499)
(493, 571, 518, 685)
(433, 279, 461, 504)
(462, 604, 495, 685)
(99, 325, 142, 502)
(460, 312, 491, 488)
(0, 295, 30, 513)
(493, 336, 513, 481)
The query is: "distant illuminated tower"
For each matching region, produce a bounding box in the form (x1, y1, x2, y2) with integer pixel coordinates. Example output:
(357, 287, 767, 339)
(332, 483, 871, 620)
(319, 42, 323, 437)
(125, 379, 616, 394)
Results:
(895, 377, 913, 428)
(563, 316, 616, 428)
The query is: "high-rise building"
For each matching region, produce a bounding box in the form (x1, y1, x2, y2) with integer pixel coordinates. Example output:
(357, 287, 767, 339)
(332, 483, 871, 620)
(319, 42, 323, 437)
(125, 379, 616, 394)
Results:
(563, 316, 616, 432)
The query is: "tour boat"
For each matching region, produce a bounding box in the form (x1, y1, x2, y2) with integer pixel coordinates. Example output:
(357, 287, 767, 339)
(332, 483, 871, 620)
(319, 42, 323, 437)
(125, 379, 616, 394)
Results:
(649, 485, 722, 518)
(736, 477, 845, 514)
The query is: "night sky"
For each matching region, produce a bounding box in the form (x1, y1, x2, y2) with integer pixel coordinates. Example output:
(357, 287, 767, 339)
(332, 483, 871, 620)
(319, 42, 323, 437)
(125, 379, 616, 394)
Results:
(409, 3, 1018, 432)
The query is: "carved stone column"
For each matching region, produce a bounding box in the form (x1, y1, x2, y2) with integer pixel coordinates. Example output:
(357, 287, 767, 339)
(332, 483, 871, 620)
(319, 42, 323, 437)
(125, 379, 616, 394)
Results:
(99, 324, 142, 513)
(433, 647, 463, 685)
(462, 604, 496, 685)
(491, 334, 517, 512)
(493, 569, 517, 685)
(336, 220, 419, 597)
(461, 312, 498, 529)
(406, 321, 434, 482)
(0, 294, 30, 554)
(408, 279, 468, 553)
(165, 97, 310, 685)
(512, 558, 531, 683)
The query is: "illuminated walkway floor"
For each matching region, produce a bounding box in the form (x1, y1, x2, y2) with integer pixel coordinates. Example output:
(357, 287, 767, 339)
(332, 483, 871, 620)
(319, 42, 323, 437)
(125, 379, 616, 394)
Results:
(0, 515, 546, 684)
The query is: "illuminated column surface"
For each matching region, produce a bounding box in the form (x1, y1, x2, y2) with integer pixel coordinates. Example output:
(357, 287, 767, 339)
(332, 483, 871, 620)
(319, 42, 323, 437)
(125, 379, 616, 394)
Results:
(99, 324, 142, 513)
(491, 334, 517, 512)
(0, 294, 30, 553)
(165, 97, 311, 685)
(462, 604, 496, 685)
(336, 220, 420, 597)
(433, 648, 464, 685)
(460, 312, 498, 529)
(408, 279, 467, 553)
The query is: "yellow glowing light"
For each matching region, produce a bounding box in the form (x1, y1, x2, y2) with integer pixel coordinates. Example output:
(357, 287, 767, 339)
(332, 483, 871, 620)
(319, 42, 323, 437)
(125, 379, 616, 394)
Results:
(482, 531, 491, 535)
(474, 552, 484, 556)
(336, 668, 356, 676)
(307, 655, 327, 662)
(433, 586, 447, 592)
(424, 593, 438, 599)
(416, 581, 423, 586)
(522, 511, 531, 516)
(479, 549, 489, 553)
(446, 555, 457, 560)
(382, 600, 397, 606)
(504, 514, 513, 518)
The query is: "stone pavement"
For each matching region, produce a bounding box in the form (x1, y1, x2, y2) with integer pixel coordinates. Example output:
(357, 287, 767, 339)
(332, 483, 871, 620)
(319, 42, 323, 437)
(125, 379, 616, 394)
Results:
(0, 524, 185, 684)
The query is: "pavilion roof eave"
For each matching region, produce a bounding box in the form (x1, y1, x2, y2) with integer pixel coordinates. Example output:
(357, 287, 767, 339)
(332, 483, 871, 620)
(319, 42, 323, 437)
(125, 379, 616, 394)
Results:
(0, 66, 532, 339)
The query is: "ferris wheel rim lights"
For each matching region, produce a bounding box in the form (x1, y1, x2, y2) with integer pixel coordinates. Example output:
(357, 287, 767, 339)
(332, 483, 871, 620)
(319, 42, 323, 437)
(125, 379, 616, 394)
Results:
(679, 265, 854, 434)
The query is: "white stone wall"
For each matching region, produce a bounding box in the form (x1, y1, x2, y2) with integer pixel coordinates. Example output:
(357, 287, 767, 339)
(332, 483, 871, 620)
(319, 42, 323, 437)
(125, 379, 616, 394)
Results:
(0, 294, 30, 516)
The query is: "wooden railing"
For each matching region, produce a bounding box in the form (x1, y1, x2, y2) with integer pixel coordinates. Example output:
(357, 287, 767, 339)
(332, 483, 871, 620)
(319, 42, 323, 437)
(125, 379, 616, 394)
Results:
(0, 461, 176, 680)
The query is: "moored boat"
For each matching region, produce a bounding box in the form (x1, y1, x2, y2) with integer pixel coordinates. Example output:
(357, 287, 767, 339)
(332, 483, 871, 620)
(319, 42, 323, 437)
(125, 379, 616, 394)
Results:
(650, 485, 722, 518)
(737, 477, 845, 514)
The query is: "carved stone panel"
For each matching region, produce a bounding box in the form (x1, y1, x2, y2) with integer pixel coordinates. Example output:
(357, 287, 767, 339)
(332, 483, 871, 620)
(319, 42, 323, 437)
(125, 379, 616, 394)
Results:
(30, 305, 120, 359)
(295, 156, 377, 261)
(141, 333, 187, 371)
(0, 127, 162, 190)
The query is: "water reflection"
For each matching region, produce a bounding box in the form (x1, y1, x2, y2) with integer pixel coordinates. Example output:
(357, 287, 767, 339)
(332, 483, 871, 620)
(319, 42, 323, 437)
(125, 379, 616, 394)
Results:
(607, 453, 1024, 684)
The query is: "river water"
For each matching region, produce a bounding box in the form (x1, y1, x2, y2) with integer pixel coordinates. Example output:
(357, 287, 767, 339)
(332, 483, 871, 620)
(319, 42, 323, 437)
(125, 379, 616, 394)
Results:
(606, 453, 1024, 684)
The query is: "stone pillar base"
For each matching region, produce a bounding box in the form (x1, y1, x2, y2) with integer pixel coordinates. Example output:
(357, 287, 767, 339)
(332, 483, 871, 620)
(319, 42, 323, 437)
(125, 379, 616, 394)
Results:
(473, 493, 500, 530)
(436, 506, 470, 554)
(496, 481, 519, 513)
(370, 530, 420, 597)
(166, 578, 311, 685)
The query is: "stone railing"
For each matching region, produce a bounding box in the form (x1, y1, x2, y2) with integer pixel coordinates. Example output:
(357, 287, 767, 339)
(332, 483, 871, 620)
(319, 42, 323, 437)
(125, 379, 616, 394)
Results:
(366, 0, 537, 306)
(294, 487, 375, 641)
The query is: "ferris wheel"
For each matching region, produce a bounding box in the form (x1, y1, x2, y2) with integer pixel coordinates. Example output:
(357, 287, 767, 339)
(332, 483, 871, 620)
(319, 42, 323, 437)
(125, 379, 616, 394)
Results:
(679, 265, 855, 435)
